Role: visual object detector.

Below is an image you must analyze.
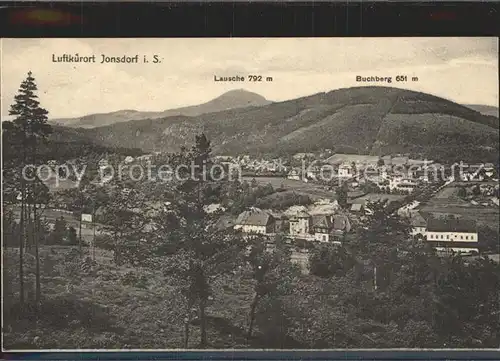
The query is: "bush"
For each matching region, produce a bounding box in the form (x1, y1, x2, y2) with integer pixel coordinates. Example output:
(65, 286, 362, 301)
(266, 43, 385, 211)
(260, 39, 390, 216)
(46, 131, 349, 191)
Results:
(4, 295, 115, 332)
(478, 226, 500, 253)
(309, 244, 356, 278)
(121, 271, 148, 289)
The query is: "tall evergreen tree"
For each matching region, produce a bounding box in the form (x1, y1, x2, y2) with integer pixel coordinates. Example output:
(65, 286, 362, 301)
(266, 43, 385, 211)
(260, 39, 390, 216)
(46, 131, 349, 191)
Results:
(245, 234, 299, 340)
(336, 182, 348, 209)
(150, 133, 245, 348)
(6, 71, 52, 307)
(351, 200, 412, 291)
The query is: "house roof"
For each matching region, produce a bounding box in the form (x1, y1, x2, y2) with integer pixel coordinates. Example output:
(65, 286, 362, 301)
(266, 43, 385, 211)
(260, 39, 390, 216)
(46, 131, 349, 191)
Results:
(290, 210, 311, 219)
(409, 211, 427, 227)
(351, 203, 363, 211)
(215, 216, 235, 230)
(333, 215, 351, 231)
(284, 205, 310, 218)
(311, 215, 332, 229)
(426, 218, 476, 233)
(235, 208, 273, 226)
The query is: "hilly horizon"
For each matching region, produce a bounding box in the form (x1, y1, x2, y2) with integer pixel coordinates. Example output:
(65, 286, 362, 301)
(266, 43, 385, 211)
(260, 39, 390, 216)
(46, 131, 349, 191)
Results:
(464, 104, 499, 117)
(51, 89, 271, 128)
(49, 86, 499, 164)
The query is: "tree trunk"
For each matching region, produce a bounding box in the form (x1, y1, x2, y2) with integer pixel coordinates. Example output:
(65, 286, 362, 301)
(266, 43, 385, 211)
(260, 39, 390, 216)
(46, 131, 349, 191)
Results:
(247, 292, 260, 340)
(199, 297, 207, 348)
(19, 181, 26, 307)
(33, 192, 41, 306)
(32, 144, 42, 308)
(79, 209, 83, 255)
(92, 206, 96, 261)
(183, 312, 190, 348)
(26, 199, 33, 252)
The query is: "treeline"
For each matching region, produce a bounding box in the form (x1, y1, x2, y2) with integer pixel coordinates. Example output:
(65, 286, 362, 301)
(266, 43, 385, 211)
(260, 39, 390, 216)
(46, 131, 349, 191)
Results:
(39, 140, 144, 162)
(3, 212, 79, 247)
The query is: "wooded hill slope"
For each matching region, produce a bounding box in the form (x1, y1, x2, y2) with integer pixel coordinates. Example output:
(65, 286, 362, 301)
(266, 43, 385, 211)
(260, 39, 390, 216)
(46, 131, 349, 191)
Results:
(51, 86, 499, 164)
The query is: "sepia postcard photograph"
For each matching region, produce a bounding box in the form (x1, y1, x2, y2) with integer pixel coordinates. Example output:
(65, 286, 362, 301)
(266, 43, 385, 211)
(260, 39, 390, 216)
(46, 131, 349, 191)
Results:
(1, 37, 499, 351)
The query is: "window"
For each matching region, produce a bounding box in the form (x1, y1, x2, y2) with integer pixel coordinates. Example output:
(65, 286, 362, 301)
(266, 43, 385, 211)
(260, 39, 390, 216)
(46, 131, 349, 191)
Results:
(465, 236, 468, 240)
(447, 235, 450, 239)
(323, 235, 327, 242)
(441, 235, 444, 239)
(460, 236, 463, 240)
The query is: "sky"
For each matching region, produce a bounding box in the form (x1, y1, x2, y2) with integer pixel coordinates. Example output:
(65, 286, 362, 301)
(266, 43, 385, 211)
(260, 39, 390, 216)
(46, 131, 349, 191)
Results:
(1, 37, 498, 119)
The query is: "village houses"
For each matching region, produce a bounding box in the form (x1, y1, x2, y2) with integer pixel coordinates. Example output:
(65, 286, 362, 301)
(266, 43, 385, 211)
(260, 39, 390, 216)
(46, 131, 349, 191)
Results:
(233, 207, 275, 235)
(409, 211, 479, 253)
(234, 206, 351, 244)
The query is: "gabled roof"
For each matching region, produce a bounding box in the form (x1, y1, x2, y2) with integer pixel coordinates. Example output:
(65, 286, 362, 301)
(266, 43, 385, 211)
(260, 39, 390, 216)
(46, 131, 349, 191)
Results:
(409, 211, 427, 227)
(427, 218, 476, 233)
(311, 215, 332, 229)
(235, 208, 273, 227)
(285, 205, 310, 218)
(290, 210, 310, 219)
(333, 214, 351, 231)
(215, 215, 235, 230)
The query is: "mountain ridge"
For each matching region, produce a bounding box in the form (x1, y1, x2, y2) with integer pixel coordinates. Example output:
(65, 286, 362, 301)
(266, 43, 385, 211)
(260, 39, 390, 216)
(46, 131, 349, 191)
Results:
(49, 86, 499, 164)
(464, 104, 499, 117)
(51, 89, 271, 128)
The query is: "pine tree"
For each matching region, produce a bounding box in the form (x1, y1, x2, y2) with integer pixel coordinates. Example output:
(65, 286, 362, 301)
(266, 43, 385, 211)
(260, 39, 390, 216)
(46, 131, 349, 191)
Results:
(52, 216, 67, 244)
(67, 226, 78, 245)
(336, 182, 348, 209)
(351, 200, 412, 291)
(150, 133, 245, 348)
(5, 71, 52, 308)
(245, 234, 299, 340)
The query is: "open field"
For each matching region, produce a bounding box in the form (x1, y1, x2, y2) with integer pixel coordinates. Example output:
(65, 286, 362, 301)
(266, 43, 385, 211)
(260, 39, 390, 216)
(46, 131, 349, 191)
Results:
(39, 167, 79, 192)
(241, 176, 335, 200)
(7, 206, 78, 223)
(420, 184, 499, 229)
(434, 186, 460, 199)
(6, 206, 105, 243)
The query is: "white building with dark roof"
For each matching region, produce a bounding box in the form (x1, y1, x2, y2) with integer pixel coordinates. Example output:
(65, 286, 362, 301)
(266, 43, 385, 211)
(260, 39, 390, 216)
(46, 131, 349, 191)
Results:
(234, 207, 275, 235)
(311, 215, 333, 242)
(289, 210, 312, 236)
(409, 211, 427, 237)
(426, 217, 478, 253)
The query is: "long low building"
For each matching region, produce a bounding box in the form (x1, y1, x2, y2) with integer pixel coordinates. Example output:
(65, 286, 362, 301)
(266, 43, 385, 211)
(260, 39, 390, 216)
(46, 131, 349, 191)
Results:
(409, 211, 479, 253)
(426, 218, 479, 253)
